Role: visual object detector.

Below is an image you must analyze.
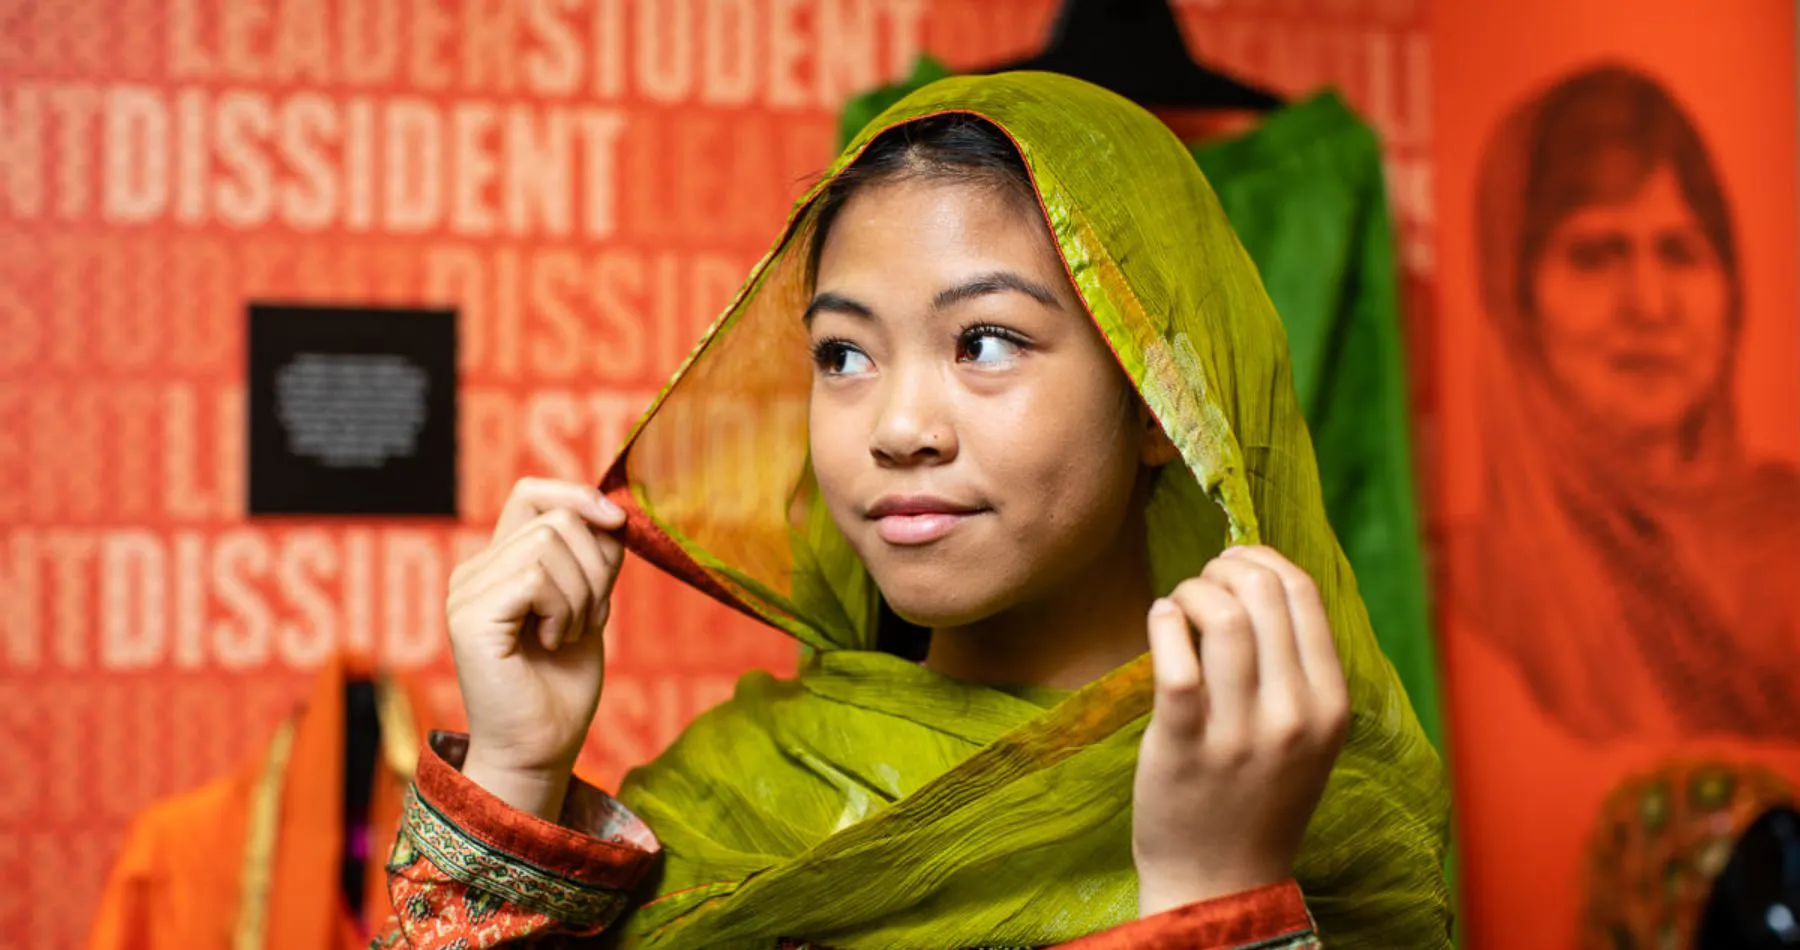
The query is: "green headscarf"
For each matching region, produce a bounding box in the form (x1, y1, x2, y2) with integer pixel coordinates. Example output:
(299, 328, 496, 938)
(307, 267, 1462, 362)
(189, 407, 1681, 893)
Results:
(598, 71, 1451, 949)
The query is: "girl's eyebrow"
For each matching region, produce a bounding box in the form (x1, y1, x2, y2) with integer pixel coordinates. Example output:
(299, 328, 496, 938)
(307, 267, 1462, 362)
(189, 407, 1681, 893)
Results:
(803, 291, 876, 327)
(931, 271, 1062, 311)
(805, 270, 1061, 327)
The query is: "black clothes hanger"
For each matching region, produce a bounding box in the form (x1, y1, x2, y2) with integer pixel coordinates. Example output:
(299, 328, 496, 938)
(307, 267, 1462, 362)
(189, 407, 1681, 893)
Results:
(341, 676, 381, 923)
(981, 0, 1282, 111)
(1696, 805, 1800, 948)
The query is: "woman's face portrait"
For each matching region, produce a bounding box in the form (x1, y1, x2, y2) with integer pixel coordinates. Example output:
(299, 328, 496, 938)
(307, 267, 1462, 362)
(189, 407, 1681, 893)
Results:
(1529, 163, 1733, 442)
(1466, 64, 1800, 747)
(803, 176, 1157, 628)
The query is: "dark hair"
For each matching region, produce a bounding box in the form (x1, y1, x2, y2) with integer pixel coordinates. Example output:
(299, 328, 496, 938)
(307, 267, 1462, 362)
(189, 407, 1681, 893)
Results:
(1517, 66, 1740, 322)
(806, 114, 1034, 661)
(806, 114, 1035, 289)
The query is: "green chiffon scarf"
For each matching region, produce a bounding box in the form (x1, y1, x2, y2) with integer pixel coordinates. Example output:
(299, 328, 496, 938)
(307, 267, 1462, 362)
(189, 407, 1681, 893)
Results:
(597, 71, 1451, 949)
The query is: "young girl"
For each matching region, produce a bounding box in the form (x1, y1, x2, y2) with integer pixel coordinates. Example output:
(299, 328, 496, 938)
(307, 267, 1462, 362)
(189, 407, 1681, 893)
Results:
(383, 72, 1449, 949)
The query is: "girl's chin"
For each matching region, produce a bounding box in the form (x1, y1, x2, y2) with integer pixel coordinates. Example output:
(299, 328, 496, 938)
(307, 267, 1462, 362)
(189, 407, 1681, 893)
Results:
(873, 576, 1012, 630)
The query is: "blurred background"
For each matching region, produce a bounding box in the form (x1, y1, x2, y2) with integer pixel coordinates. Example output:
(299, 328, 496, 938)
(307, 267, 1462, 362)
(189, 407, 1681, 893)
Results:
(1, 1, 1796, 948)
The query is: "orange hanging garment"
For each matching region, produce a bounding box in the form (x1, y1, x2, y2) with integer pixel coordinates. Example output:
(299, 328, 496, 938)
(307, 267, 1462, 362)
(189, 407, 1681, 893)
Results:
(86, 655, 436, 950)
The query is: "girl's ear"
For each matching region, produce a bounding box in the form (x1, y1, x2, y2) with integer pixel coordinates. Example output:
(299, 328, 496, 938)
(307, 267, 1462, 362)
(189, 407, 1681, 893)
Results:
(1138, 400, 1179, 467)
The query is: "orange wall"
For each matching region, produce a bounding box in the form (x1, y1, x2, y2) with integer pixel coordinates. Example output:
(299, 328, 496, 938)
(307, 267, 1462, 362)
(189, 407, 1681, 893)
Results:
(1434, 2, 1800, 947)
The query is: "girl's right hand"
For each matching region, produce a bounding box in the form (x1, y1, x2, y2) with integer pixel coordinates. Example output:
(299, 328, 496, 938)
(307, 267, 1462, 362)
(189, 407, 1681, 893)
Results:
(447, 477, 627, 819)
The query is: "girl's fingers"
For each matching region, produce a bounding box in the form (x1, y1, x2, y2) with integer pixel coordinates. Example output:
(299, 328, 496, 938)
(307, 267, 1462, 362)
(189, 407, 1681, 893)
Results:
(524, 563, 579, 651)
(526, 509, 619, 644)
(495, 477, 625, 541)
(1147, 598, 1205, 738)
(1222, 546, 1346, 704)
(463, 563, 577, 657)
(1168, 577, 1258, 746)
(1207, 551, 1303, 697)
(463, 526, 592, 647)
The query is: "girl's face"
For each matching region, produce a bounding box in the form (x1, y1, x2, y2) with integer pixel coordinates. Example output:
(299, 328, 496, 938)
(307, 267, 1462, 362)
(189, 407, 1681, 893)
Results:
(806, 177, 1165, 628)
(1529, 165, 1733, 442)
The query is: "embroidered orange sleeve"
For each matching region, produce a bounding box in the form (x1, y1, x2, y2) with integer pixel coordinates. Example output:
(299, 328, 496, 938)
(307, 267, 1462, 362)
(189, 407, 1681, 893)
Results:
(1049, 880, 1321, 949)
(374, 733, 660, 949)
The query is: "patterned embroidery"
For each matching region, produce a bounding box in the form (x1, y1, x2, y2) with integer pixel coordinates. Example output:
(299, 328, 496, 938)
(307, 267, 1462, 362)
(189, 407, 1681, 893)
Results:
(367, 928, 405, 950)
(406, 894, 435, 921)
(386, 826, 417, 873)
(465, 888, 507, 926)
(385, 856, 578, 949)
(402, 788, 630, 926)
(1583, 760, 1793, 950)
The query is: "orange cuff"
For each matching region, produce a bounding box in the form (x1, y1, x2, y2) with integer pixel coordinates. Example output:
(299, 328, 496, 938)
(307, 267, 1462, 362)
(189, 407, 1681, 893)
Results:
(1057, 880, 1318, 950)
(403, 732, 660, 911)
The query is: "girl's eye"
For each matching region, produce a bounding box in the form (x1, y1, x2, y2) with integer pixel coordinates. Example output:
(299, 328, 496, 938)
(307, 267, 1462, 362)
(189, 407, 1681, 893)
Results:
(812, 339, 873, 377)
(957, 326, 1026, 367)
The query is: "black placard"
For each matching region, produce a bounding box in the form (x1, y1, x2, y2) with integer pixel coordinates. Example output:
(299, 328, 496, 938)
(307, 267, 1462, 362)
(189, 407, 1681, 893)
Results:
(248, 303, 457, 517)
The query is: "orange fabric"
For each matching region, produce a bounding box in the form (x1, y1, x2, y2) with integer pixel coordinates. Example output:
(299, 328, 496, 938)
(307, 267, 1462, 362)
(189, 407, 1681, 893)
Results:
(412, 735, 660, 890)
(601, 473, 761, 628)
(86, 656, 439, 950)
(378, 738, 656, 948)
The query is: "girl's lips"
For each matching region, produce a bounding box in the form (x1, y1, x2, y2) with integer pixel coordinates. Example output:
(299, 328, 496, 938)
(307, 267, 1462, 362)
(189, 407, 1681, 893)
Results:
(875, 511, 976, 545)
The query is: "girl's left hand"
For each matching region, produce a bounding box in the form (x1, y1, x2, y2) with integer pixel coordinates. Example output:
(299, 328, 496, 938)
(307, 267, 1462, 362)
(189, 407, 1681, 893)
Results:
(1130, 545, 1350, 917)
